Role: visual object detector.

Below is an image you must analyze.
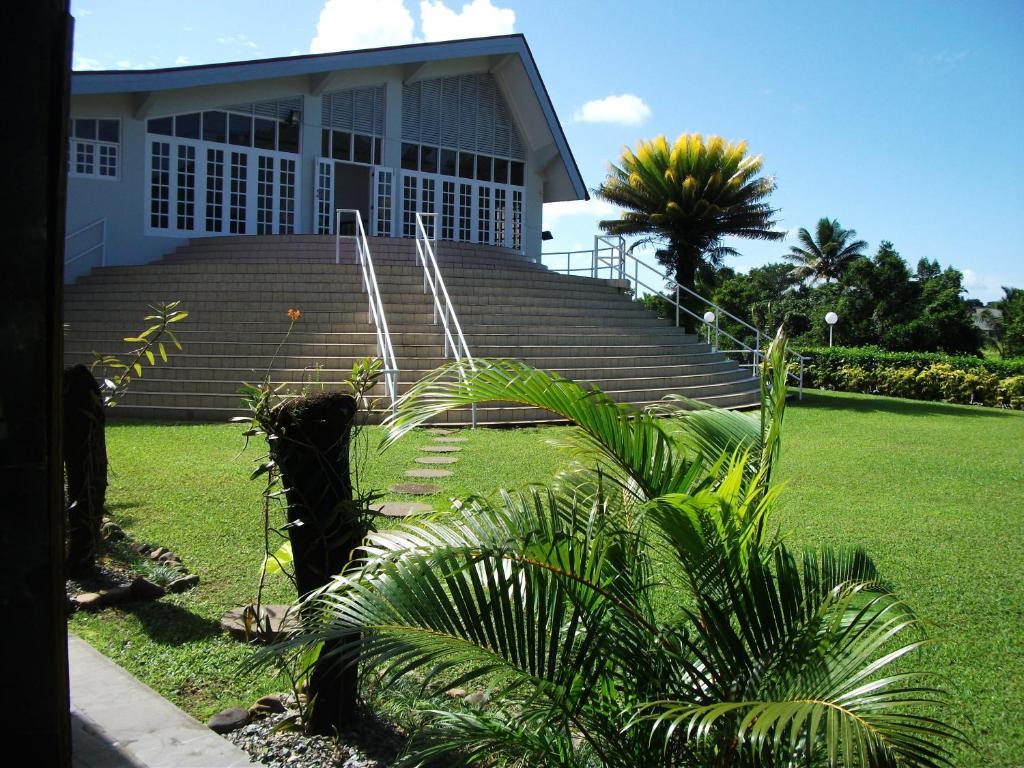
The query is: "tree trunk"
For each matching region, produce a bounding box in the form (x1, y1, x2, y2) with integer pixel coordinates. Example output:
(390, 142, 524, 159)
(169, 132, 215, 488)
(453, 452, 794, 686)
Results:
(672, 245, 702, 333)
(268, 392, 361, 735)
(62, 365, 107, 576)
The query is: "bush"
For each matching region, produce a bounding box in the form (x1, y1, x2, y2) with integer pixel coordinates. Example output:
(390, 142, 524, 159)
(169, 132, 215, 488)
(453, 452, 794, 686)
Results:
(795, 346, 1024, 408)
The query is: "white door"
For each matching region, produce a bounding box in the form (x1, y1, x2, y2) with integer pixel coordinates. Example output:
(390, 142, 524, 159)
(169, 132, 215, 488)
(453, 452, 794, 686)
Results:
(314, 157, 333, 234)
(371, 166, 394, 237)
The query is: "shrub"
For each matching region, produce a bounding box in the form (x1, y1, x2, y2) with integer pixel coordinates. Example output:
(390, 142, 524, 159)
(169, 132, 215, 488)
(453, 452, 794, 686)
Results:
(796, 346, 1023, 408)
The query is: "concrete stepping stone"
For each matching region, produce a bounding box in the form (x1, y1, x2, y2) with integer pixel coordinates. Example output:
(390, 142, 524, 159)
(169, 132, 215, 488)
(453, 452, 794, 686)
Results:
(428, 429, 456, 435)
(434, 436, 468, 443)
(389, 482, 441, 495)
(373, 501, 432, 517)
(421, 445, 461, 453)
(415, 456, 459, 465)
(405, 468, 453, 479)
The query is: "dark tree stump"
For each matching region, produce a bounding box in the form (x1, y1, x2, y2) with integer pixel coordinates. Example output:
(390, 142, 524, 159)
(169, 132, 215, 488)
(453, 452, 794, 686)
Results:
(269, 391, 362, 736)
(62, 365, 107, 576)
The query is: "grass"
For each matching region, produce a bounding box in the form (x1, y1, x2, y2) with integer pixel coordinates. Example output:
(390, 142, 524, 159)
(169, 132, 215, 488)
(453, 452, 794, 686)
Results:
(69, 391, 1023, 766)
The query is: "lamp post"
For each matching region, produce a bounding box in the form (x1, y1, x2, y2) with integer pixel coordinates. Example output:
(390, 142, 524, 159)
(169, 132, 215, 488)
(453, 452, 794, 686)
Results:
(825, 311, 838, 347)
(703, 310, 717, 351)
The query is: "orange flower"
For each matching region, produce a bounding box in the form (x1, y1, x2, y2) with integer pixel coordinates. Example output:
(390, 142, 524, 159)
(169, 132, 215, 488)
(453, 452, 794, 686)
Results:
(287, 308, 301, 321)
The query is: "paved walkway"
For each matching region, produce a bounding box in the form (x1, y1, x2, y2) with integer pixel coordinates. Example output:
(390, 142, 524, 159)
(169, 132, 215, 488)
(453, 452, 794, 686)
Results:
(69, 635, 253, 767)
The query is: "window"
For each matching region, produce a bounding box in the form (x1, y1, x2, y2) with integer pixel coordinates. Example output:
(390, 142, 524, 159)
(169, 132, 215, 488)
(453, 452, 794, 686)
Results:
(202, 111, 227, 143)
(440, 149, 457, 177)
(175, 113, 201, 140)
(175, 144, 196, 231)
(70, 118, 120, 179)
(228, 114, 252, 147)
(402, 175, 418, 238)
(229, 151, 247, 234)
(278, 121, 300, 154)
(331, 131, 351, 161)
(279, 158, 296, 234)
(420, 146, 438, 174)
(257, 156, 274, 235)
(205, 148, 224, 233)
(475, 154, 492, 182)
(441, 180, 455, 241)
(401, 142, 419, 171)
(353, 134, 372, 164)
(149, 141, 170, 229)
(458, 183, 473, 241)
(458, 152, 474, 179)
(477, 186, 491, 243)
(253, 118, 276, 151)
(510, 161, 525, 186)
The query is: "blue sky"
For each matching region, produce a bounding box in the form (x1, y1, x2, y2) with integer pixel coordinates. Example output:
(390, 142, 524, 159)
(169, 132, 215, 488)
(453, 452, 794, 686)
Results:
(70, 0, 1023, 301)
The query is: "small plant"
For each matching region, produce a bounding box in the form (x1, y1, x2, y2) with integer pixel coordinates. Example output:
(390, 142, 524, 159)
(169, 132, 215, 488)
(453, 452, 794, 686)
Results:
(91, 300, 188, 407)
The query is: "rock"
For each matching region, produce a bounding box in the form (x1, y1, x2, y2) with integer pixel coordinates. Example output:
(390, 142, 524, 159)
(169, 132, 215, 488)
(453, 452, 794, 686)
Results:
(168, 574, 200, 593)
(250, 694, 288, 715)
(98, 589, 132, 606)
(464, 690, 490, 706)
(207, 707, 250, 734)
(73, 592, 103, 610)
(132, 542, 151, 555)
(101, 521, 125, 540)
(148, 547, 168, 561)
(158, 551, 182, 565)
(129, 576, 165, 600)
(220, 604, 299, 642)
(445, 687, 467, 699)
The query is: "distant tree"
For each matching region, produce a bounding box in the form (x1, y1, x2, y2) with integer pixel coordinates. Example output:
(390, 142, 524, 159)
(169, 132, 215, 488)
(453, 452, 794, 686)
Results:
(993, 287, 1024, 357)
(595, 133, 784, 294)
(783, 217, 868, 283)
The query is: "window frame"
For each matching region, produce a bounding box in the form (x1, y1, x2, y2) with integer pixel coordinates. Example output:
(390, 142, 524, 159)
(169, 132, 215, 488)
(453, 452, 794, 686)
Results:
(69, 117, 122, 181)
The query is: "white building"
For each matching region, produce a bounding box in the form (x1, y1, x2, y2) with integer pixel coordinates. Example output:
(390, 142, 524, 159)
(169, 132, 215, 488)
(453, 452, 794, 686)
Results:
(65, 34, 587, 281)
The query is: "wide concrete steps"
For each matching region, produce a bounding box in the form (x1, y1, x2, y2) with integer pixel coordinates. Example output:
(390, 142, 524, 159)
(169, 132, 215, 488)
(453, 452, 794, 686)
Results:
(63, 237, 761, 424)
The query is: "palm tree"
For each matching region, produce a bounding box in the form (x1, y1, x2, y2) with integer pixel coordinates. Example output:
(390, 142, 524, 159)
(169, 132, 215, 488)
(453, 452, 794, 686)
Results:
(595, 133, 785, 294)
(784, 218, 868, 282)
(263, 336, 964, 767)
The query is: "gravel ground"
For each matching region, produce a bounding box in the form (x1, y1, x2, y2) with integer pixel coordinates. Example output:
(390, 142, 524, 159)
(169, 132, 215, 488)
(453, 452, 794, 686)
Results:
(228, 708, 405, 768)
(65, 562, 134, 600)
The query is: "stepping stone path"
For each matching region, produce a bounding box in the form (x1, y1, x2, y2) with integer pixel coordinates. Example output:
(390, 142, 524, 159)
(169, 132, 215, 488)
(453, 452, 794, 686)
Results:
(405, 468, 453, 479)
(374, 501, 432, 517)
(389, 482, 441, 495)
(373, 431, 468, 517)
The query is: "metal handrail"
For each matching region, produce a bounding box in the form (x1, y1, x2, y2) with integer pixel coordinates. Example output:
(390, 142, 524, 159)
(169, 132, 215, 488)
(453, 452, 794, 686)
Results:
(414, 212, 477, 428)
(335, 209, 399, 412)
(542, 239, 807, 397)
(65, 218, 106, 267)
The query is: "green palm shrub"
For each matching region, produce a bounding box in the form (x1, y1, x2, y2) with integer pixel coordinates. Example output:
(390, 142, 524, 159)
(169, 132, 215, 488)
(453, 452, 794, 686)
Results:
(265, 332, 964, 767)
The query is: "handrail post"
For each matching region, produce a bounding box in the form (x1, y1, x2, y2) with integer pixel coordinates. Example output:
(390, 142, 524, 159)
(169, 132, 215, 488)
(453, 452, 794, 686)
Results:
(799, 357, 804, 400)
(592, 236, 598, 279)
(100, 219, 106, 267)
(674, 285, 680, 328)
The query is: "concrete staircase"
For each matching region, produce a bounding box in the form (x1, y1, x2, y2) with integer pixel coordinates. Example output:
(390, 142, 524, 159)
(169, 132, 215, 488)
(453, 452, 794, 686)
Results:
(63, 235, 761, 424)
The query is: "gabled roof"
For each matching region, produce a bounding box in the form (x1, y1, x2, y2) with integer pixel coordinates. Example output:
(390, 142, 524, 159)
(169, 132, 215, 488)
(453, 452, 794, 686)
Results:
(72, 34, 587, 201)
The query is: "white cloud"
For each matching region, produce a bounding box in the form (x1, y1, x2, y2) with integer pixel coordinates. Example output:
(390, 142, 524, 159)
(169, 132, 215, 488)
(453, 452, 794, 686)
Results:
(309, 0, 514, 53)
(310, 0, 415, 53)
(174, 55, 191, 66)
(542, 199, 620, 228)
(73, 56, 103, 71)
(420, 0, 515, 42)
(115, 58, 131, 69)
(218, 33, 258, 49)
(573, 93, 651, 126)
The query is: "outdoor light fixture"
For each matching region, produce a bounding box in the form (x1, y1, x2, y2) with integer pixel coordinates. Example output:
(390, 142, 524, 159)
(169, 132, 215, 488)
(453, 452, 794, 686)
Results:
(703, 310, 717, 349)
(286, 110, 299, 126)
(825, 311, 839, 347)
(541, 230, 553, 241)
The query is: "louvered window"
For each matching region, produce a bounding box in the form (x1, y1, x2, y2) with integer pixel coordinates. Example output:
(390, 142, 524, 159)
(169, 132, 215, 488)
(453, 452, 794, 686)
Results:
(322, 85, 386, 166)
(402, 74, 525, 161)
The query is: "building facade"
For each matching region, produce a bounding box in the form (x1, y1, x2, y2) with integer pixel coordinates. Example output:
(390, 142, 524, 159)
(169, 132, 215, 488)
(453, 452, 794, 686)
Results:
(65, 34, 587, 280)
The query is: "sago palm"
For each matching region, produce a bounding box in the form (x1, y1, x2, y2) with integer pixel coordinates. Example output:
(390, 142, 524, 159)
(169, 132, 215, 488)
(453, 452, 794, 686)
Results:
(264, 333, 964, 767)
(595, 133, 784, 293)
(784, 217, 867, 282)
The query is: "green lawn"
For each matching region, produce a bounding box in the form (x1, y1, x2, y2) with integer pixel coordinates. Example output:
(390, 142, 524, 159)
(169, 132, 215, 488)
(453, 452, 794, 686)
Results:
(70, 390, 1024, 766)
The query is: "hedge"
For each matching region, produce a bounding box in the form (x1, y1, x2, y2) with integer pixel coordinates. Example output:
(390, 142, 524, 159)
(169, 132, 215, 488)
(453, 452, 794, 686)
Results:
(793, 346, 1024, 409)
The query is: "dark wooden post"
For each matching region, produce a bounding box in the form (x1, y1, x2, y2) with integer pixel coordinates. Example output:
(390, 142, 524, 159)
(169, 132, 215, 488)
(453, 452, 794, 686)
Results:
(0, 2, 73, 766)
(63, 365, 108, 575)
(269, 392, 363, 735)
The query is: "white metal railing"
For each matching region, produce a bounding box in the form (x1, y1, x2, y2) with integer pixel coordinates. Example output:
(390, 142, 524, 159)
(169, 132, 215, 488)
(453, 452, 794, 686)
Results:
(542, 236, 806, 397)
(335, 209, 400, 412)
(64, 217, 106, 271)
(415, 212, 477, 428)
